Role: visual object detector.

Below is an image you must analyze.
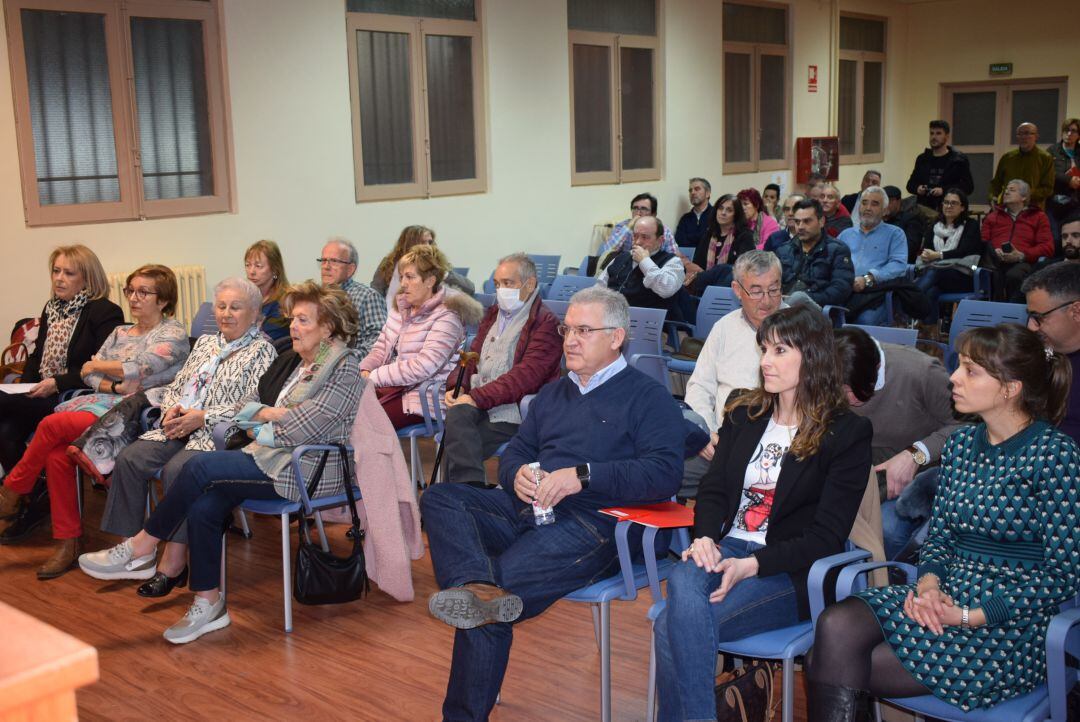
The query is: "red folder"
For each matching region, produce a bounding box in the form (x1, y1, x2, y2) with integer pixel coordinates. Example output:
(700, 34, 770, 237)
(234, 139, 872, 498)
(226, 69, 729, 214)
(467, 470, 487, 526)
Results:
(599, 501, 693, 528)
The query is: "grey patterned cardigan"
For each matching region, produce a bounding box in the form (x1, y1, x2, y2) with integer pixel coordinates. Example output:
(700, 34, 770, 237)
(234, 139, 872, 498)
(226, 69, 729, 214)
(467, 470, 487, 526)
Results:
(241, 350, 364, 501)
(140, 332, 278, 451)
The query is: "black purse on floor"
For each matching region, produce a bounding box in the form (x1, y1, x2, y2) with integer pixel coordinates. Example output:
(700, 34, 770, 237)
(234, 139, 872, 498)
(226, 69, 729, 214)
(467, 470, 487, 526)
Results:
(293, 444, 369, 606)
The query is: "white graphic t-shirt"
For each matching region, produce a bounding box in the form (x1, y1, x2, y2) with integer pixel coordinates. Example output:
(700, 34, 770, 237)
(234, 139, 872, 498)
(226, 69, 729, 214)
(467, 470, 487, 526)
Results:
(726, 417, 797, 546)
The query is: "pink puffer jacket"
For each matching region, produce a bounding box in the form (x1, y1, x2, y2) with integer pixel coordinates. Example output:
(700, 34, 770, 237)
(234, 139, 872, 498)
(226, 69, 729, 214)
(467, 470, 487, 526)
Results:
(360, 288, 483, 416)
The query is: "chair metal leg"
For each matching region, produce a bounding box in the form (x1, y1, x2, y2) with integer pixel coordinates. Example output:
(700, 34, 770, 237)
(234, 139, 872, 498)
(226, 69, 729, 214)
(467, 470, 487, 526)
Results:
(220, 534, 228, 596)
(646, 630, 657, 721)
(590, 604, 602, 650)
(314, 511, 329, 552)
(873, 699, 883, 722)
(600, 601, 611, 722)
(410, 438, 423, 490)
(232, 508, 252, 538)
(281, 512, 293, 633)
(781, 656, 795, 722)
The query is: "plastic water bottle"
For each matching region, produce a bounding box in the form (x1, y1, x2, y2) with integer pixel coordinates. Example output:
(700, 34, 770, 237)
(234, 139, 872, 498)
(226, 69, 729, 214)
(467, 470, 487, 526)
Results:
(529, 462, 555, 526)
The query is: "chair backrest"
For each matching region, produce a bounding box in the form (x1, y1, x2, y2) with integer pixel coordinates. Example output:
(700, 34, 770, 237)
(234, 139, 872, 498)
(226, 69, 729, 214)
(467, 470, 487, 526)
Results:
(845, 324, 918, 346)
(677, 245, 695, 259)
(528, 254, 561, 284)
(626, 307, 669, 388)
(190, 301, 218, 338)
(576, 255, 592, 277)
(542, 299, 570, 322)
(545, 274, 596, 302)
(452, 266, 469, 279)
(695, 286, 741, 338)
(475, 292, 495, 310)
(948, 299, 1028, 367)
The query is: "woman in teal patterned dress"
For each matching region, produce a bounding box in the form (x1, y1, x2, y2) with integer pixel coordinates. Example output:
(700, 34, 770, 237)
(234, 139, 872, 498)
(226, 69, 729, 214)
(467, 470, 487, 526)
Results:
(807, 323, 1079, 719)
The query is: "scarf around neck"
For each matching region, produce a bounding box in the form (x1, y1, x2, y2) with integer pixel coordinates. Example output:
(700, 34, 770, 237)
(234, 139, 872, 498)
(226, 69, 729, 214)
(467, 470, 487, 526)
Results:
(177, 324, 261, 409)
(40, 290, 91, 379)
(931, 221, 965, 254)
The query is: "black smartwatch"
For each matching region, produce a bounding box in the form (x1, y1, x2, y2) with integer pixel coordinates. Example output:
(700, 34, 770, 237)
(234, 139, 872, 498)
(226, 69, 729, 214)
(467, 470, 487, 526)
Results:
(576, 463, 591, 489)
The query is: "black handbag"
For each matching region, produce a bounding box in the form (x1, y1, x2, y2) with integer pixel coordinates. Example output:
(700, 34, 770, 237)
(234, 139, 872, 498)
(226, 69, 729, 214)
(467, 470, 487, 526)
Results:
(293, 444, 369, 605)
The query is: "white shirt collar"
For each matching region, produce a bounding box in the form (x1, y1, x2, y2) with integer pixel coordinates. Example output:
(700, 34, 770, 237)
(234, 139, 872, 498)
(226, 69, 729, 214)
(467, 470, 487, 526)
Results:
(569, 354, 627, 395)
(873, 338, 886, 391)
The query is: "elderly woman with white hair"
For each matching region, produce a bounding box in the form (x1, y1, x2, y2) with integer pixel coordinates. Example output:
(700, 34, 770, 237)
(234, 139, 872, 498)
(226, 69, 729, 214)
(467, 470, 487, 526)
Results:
(78, 277, 276, 596)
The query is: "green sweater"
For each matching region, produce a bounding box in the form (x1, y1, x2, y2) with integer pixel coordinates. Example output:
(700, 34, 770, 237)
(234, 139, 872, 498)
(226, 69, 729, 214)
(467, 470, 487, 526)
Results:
(989, 147, 1055, 208)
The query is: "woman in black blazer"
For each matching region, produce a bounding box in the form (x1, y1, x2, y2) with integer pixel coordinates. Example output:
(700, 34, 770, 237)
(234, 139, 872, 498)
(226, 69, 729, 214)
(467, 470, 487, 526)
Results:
(652, 304, 872, 721)
(0, 245, 123, 477)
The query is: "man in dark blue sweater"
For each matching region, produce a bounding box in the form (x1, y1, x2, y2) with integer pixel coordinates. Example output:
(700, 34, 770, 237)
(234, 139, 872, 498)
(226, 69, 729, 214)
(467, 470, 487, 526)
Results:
(422, 286, 685, 721)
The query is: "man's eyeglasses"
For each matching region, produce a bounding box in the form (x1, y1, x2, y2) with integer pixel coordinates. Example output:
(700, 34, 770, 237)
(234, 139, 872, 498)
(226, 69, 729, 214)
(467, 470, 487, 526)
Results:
(557, 324, 617, 339)
(941, 200, 962, 207)
(123, 286, 158, 301)
(1027, 299, 1078, 327)
(316, 257, 352, 266)
(631, 205, 652, 213)
(735, 280, 783, 300)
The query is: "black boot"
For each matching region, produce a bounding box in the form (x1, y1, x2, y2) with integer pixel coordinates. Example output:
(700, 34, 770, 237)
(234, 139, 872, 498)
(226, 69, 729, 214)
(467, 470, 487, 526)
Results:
(806, 680, 871, 722)
(0, 489, 50, 544)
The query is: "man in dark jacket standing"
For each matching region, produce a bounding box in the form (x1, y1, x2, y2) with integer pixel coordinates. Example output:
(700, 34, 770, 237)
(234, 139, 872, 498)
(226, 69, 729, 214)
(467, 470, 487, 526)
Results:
(442, 254, 563, 485)
(905, 120, 974, 212)
(776, 198, 855, 308)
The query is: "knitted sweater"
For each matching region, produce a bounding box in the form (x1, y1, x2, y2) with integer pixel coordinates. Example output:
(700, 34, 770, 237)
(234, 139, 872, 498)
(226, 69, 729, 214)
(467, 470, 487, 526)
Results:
(989, 147, 1055, 208)
(498, 366, 684, 511)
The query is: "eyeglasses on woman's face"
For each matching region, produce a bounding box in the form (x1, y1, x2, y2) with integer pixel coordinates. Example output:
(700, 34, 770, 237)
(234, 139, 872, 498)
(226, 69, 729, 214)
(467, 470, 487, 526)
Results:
(123, 286, 158, 301)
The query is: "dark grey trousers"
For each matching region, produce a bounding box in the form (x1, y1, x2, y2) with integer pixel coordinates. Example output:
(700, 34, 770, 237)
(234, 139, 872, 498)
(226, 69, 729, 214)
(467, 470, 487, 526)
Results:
(442, 404, 518, 484)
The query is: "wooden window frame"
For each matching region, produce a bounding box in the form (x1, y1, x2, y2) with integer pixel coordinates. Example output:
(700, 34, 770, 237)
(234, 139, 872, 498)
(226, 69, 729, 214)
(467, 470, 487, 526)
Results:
(568, 25, 663, 186)
(345, 9, 488, 202)
(4, 0, 234, 226)
(838, 13, 886, 165)
(721, 0, 790, 175)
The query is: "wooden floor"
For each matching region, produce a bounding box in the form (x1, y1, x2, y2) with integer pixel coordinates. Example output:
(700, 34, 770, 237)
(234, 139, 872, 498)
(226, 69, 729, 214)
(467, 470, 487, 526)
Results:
(0, 441, 809, 721)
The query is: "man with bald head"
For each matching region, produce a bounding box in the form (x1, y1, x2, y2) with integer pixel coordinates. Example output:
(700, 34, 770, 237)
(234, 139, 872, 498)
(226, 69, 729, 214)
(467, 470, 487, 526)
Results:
(989, 122, 1055, 209)
(596, 215, 684, 312)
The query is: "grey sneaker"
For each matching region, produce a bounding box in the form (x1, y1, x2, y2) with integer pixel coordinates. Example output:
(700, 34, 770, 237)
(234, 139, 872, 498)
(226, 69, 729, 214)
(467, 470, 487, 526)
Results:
(78, 539, 157, 580)
(163, 595, 231, 644)
(428, 585, 523, 630)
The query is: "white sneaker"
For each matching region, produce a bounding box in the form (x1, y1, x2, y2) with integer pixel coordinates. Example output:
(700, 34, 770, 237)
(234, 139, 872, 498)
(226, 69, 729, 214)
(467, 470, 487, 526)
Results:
(163, 595, 231, 644)
(78, 539, 157, 580)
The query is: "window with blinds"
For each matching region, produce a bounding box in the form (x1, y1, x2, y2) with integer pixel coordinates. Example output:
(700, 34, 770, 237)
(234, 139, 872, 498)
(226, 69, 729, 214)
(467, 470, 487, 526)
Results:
(346, 2, 486, 201)
(568, 0, 662, 185)
(838, 14, 886, 163)
(721, 1, 790, 174)
(5, 0, 232, 226)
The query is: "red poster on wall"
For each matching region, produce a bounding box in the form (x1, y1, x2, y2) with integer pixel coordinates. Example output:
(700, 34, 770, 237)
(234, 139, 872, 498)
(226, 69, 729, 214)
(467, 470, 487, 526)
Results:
(808, 65, 818, 93)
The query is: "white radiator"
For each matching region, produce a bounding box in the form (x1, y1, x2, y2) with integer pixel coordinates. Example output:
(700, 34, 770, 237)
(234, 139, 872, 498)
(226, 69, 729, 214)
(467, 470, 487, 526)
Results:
(107, 265, 206, 332)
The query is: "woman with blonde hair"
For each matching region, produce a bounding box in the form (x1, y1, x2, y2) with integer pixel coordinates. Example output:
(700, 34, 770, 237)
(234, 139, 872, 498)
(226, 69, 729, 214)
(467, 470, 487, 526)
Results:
(0, 264, 188, 576)
(244, 239, 290, 343)
(0, 244, 123, 487)
(80, 281, 362, 643)
(372, 225, 474, 312)
(362, 244, 482, 428)
(653, 304, 873, 720)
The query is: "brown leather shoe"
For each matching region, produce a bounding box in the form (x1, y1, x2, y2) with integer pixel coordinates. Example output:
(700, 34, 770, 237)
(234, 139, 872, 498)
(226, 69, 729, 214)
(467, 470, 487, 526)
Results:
(37, 538, 81, 580)
(0, 484, 22, 520)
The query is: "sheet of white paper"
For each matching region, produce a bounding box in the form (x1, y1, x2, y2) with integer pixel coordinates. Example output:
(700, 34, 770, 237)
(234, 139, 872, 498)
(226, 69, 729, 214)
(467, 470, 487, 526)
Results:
(0, 383, 37, 394)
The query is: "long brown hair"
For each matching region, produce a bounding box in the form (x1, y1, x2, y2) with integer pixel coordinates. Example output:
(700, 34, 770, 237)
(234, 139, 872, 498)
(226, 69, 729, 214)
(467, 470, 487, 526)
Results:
(725, 304, 847, 459)
(376, 225, 435, 287)
(956, 323, 1072, 425)
(245, 240, 289, 303)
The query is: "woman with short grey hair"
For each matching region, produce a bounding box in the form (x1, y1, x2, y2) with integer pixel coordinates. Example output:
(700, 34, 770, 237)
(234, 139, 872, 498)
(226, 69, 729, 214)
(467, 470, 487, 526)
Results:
(79, 276, 277, 598)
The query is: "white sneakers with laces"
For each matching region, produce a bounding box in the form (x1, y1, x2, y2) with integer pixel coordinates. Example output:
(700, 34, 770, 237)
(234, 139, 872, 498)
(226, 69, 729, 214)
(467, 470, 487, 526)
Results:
(78, 539, 157, 580)
(163, 595, 231, 644)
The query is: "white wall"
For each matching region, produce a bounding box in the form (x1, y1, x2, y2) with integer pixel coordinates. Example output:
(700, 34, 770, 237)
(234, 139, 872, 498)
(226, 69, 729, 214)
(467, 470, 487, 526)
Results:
(0, 0, 1072, 336)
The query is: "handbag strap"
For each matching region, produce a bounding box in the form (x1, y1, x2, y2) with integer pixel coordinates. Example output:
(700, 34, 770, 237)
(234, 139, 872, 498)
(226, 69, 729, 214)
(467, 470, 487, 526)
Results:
(296, 445, 364, 551)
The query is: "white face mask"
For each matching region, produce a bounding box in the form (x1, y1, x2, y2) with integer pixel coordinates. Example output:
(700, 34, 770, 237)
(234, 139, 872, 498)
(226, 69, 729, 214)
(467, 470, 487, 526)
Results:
(496, 287, 525, 313)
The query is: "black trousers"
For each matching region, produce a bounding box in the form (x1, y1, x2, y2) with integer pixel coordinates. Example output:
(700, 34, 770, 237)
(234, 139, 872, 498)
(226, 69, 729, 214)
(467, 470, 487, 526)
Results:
(442, 404, 518, 484)
(0, 391, 59, 474)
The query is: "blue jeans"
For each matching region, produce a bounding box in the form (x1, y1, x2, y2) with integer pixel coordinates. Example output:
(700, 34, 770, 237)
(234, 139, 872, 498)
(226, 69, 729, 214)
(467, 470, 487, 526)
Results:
(880, 500, 923, 560)
(853, 302, 889, 326)
(144, 450, 284, 591)
(421, 483, 627, 722)
(653, 537, 800, 722)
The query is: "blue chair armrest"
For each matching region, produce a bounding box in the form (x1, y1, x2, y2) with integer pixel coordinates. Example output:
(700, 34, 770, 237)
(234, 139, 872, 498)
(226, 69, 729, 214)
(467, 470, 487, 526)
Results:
(822, 305, 847, 327)
(1047, 606, 1080, 722)
(971, 267, 991, 298)
(807, 550, 872, 625)
(629, 352, 669, 367)
(613, 520, 637, 600)
(289, 444, 355, 513)
(211, 420, 234, 450)
(58, 388, 91, 402)
(836, 561, 917, 602)
(140, 406, 162, 432)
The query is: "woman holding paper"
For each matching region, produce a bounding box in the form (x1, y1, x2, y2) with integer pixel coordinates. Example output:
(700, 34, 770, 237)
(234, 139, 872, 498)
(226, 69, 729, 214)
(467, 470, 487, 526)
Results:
(651, 304, 873, 721)
(79, 282, 363, 644)
(0, 245, 123, 482)
(0, 265, 187, 578)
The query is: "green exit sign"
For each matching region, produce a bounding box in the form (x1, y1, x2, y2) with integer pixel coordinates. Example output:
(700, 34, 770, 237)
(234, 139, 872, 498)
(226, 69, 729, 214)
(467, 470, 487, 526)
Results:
(989, 63, 1013, 76)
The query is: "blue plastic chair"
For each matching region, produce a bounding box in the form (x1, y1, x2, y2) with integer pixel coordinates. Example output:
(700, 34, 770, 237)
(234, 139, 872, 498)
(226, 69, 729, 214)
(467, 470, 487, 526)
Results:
(845, 323, 918, 346)
(678, 245, 696, 259)
(545, 274, 597, 302)
(220, 444, 359, 632)
(664, 286, 742, 372)
(542, 299, 569, 322)
(625, 306, 670, 391)
(396, 378, 446, 491)
(932, 299, 1028, 372)
(645, 545, 875, 722)
(832, 558, 1078, 722)
(452, 266, 469, 280)
(190, 301, 218, 338)
(475, 292, 495, 311)
(939, 267, 993, 306)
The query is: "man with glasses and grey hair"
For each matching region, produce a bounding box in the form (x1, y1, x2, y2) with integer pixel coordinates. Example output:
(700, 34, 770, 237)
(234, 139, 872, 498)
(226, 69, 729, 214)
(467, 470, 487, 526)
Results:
(317, 236, 386, 355)
(441, 253, 563, 486)
(421, 285, 685, 721)
(682, 250, 785, 498)
(1023, 261, 1080, 441)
